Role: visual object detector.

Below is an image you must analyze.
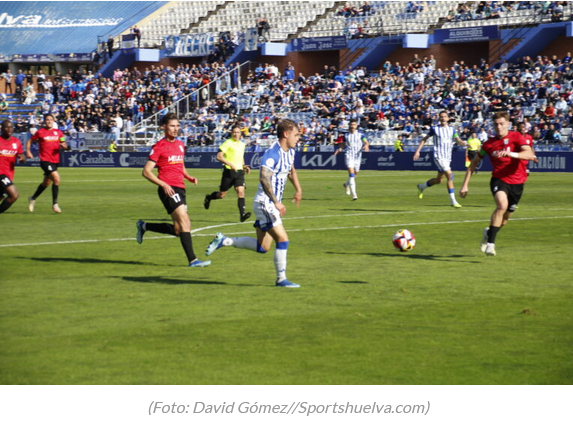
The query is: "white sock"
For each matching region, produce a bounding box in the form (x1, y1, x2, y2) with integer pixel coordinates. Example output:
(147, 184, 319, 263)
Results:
(274, 248, 287, 282)
(449, 192, 457, 204)
(420, 182, 429, 190)
(349, 176, 357, 197)
(229, 237, 257, 251)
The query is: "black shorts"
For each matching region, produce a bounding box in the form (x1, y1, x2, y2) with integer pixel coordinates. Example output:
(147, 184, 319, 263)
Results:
(219, 168, 245, 192)
(467, 150, 479, 161)
(0, 174, 14, 195)
(158, 186, 187, 215)
(490, 177, 524, 213)
(40, 161, 59, 176)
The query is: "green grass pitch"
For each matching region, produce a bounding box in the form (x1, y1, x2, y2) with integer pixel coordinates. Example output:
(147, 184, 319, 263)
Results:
(1, 167, 572, 384)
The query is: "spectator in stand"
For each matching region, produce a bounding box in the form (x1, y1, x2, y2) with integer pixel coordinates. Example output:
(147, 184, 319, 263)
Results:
(107, 36, 114, 59)
(132, 25, 142, 48)
(0, 95, 8, 112)
(257, 18, 270, 42)
(2, 70, 13, 94)
(23, 85, 36, 105)
(36, 69, 46, 94)
(284, 63, 295, 82)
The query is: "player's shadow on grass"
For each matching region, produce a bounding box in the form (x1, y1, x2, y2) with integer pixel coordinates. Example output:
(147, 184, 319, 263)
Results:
(118, 276, 227, 285)
(325, 252, 479, 263)
(334, 208, 403, 212)
(19, 257, 154, 266)
(366, 253, 480, 263)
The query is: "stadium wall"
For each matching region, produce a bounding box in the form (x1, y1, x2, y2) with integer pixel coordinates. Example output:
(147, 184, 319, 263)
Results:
(16, 151, 573, 173)
(380, 41, 491, 69)
(250, 50, 340, 77)
(539, 35, 573, 58)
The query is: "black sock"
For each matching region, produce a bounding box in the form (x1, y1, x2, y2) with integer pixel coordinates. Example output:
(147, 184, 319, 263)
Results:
(238, 198, 246, 215)
(488, 226, 501, 244)
(208, 191, 219, 201)
(0, 197, 14, 214)
(179, 232, 196, 262)
(32, 183, 47, 199)
(52, 185, 59, 204)
(146, 223, 176, 235)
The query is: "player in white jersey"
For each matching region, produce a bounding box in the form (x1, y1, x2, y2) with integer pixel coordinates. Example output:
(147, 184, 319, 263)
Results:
(333, 119, 369, 200)
(205, 119, 303, 288)
(413, 111, 467, 208)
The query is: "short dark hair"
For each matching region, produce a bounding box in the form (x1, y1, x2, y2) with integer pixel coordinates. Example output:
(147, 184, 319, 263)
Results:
(161, 112, 178, 126)
(349, 119, 358, 124)
(277, 119, 298, 139)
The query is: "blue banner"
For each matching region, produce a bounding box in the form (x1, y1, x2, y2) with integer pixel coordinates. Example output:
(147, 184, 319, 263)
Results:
(434, 25, 499, 44)
(164, 33, 215, 57)
(291, 36, 348, 52)
(16, 151, 573, 172)
(12, 53, 52, 62)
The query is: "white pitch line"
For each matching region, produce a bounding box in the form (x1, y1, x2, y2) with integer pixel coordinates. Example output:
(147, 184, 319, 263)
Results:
(1, 216, 572, 248)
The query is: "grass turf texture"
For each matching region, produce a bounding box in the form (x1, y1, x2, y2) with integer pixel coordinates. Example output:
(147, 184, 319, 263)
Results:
(1, 167, 572, 384)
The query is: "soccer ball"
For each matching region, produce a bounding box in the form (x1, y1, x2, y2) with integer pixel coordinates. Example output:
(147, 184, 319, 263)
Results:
(392, 229, 416, 252)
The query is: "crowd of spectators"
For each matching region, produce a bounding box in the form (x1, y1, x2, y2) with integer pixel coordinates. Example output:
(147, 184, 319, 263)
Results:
(337, 2, 375, 18)
(447, 1, 569, 23)
(4, 48, 573, 149)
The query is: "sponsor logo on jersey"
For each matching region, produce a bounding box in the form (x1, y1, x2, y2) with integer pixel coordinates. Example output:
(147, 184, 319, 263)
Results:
(167, 155, 184, 163)
(0, 149, 17, 157)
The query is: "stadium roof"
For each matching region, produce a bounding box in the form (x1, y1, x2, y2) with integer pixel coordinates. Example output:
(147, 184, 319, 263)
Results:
(0, 1, 166, 55)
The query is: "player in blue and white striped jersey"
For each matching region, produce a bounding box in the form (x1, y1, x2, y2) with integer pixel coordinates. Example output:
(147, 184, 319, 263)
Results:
(333, 119, 369, 200)
(413, 111, 467, 208)
(205, 119, 303, 288)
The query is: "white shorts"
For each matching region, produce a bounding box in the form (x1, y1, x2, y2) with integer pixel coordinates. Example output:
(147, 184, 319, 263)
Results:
(345, 153, 362, 171)
(434, 156, 451, 173)
(253, 200, 282, 231)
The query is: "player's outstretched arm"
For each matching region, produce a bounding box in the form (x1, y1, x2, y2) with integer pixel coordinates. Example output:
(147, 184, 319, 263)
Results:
(183, 169, 198, 185)
(60, 136, 69, 150)
(459, 155, 481, 198)
(288, 166, 302, 207)
(362, 137, 369, 152)
(413, 135, 429, 161)
(496, 145, 535, 161)
(25, 138, 35, 159)
(142, 160, 175, 196)
(216, 151, 235, 170)
(260, 166, 285, 215)
(454, 136, 467, 147)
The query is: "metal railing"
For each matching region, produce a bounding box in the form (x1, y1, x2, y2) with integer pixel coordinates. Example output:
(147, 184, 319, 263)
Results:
(120, 61, 251, 146)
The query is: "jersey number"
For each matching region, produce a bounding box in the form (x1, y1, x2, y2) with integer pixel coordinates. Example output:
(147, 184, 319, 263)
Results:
(1, 177, 10, 185)
(171, 193, 181, 203)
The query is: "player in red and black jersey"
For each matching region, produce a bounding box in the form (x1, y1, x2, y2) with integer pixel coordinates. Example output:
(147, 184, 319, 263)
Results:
(0, 120, 26, 214)
(460, 111, 535, 256)
(136, 113, 210, 267)
(25, 114, 68, 213)
(517, 122, 539, 175)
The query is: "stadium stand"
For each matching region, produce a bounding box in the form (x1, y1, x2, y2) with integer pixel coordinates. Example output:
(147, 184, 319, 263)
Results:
(0, 2, 166, 55)
(139, 1, 226, 48)
(0, 1, 571, 155)
(188, 1, 336, 41)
